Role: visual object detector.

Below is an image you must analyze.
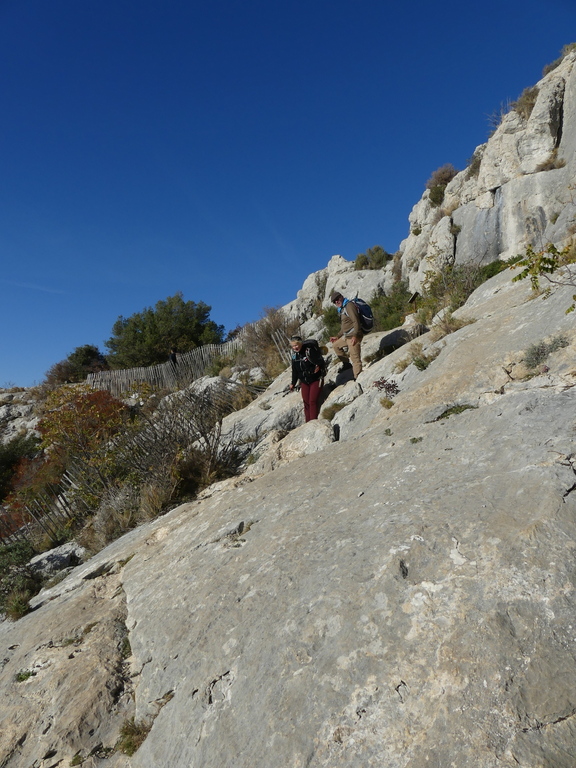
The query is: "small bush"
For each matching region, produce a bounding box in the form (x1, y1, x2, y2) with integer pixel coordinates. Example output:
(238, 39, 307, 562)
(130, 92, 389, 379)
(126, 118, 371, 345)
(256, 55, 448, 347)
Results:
(429, 312, 475, 342)
(542, 43, 576, 76)
(410, 436, 423, 444)
(411, 227, 422, 236)
(0, 433, 40, 503)
(426, 164, 458, 190)
(395, 342, 439, 373)
(370, 281, 413, 332)
(380, 398, 394, 409)
(322, 305, 341, 338)
(511, 241, 576, 312)
(523, 334, 569, 369)
(428, 185, 446, 207)
(205, 354, 238, 377)
(0, 540, 41, 620)
(535, 148, 566, 172)
(321, 403, 346, 421)
(354, 246, 391, 271)
(425, 164, 458, 207)
(511, 86, 539, 121)
(417, 258, 514, 325)
(15, 669, 36, 682)
(117, 718, 151, 756)
(240, 306, 299, 379)
(466, 150, 483, 178)
(412, 348, 439, 371)
(436, 404, 478, 420)
(372, 378, 400, 398)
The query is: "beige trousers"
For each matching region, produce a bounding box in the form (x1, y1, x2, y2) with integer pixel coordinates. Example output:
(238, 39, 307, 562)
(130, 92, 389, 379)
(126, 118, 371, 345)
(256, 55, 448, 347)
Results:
(332, 335, 363, 378)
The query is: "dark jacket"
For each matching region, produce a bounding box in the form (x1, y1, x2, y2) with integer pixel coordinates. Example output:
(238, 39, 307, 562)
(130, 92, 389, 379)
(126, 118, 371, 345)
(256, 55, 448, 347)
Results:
(291, 341, 325, 386)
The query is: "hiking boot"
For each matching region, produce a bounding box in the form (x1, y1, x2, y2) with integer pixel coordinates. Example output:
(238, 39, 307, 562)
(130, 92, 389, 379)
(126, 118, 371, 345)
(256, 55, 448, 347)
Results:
(337, 361, 352, 374)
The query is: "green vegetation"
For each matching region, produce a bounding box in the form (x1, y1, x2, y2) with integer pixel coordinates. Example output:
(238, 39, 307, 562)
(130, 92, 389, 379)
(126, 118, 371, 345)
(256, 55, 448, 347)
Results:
(322, 305, 341, 338)
(542, 43, 576, 76)
(466, 149, 483, 178)
(320, 402, 346, 421)
(512, 241, 576, 312)
(436, 404, 478, 420)
(44, 345, 108, 388)
(426, 164, 459, 208)
(523, 334, 569, 370)
(15, 669, 36, 682)
(0, 540, 40, 620)
(105, 292, 224, 369)
(370, 281, 412, 332)
(417, 258, 514, 325)
(395, 342, 440, 373)
(354, 245, 391, 270)
(117, 718, 151, 756)
(0, 433, 40, 503)
(511, 86, 539, 121)
(235, 306, 299, 380)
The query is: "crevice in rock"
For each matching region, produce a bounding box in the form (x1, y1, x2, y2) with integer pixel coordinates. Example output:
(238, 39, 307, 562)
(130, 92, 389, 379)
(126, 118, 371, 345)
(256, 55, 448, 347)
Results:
(521, 707, 576, 732)
(204, 670, 232, 706)
(395, 680, 409, 703)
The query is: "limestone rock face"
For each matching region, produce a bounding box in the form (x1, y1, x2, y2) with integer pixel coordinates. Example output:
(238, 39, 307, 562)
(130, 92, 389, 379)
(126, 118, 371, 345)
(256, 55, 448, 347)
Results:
(3, 270, 576, 767)
(283, 253, 394, 329)
(0, 389, 39, 445)
(400, 51, 576, 292)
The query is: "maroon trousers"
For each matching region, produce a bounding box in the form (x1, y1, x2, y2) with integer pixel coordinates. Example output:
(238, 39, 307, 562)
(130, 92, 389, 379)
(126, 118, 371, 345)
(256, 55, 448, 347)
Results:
(300, 379, 322, 421)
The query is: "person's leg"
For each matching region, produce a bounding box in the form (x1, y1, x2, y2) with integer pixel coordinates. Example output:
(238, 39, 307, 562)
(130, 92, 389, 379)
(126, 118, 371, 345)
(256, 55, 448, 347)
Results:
(349, 338, 363, 378)
(331, 336, 352, 368)
(307, 379, 321, 420)
(300, 382, 311, 421)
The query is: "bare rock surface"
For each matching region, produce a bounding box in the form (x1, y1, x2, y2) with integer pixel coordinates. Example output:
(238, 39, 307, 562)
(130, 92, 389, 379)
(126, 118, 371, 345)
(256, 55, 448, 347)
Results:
(3, 270, 576, 767)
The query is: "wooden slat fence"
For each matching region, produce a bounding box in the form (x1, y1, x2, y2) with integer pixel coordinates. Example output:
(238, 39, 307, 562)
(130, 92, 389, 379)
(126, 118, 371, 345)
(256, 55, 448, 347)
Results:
(87, 337, 243, 396)
(0, 377, 267, 546)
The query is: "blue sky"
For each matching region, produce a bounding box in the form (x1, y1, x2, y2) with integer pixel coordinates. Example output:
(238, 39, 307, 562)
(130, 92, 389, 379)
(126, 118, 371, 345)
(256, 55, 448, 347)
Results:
(1, 0, 575, 386)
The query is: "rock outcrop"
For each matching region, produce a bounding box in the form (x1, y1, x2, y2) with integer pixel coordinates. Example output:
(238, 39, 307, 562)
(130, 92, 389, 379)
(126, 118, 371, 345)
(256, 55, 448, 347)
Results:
(0, 389, 39, 445)
(400, 50, 576, 291)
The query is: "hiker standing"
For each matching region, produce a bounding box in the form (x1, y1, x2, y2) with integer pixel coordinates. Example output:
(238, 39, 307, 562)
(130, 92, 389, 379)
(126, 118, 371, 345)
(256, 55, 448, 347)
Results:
(329, 291, 363, 379)
(289, 335, 325, 422)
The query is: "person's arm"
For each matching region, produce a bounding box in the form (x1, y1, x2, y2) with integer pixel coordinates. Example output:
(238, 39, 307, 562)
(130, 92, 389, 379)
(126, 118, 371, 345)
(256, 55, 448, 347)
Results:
(290, 358, 299, 389)
(344, 301, 362, 338)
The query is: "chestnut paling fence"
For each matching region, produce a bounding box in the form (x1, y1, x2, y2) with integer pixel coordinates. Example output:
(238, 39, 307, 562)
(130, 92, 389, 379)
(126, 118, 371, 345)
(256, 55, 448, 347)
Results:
(1, 332, 292, 546)
(86, 337, 244, 396)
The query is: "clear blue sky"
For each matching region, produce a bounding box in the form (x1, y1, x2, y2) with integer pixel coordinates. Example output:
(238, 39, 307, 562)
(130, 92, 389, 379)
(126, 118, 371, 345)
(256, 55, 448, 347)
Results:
(1, 0, 574, 386)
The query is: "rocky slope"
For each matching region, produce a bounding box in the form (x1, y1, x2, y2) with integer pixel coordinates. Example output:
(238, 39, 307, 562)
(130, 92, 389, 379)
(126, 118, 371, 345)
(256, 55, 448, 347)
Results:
(2, 267, 576, 768)
(2, 51, 576, 768)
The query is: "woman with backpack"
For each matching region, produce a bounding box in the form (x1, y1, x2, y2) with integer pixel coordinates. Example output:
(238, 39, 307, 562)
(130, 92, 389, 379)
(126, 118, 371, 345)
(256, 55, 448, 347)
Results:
(288, 335, 325, 422)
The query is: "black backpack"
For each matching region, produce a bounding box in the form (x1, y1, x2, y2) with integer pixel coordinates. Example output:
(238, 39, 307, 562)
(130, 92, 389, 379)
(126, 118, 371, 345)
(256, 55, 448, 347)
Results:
(303, 339, 327, 378)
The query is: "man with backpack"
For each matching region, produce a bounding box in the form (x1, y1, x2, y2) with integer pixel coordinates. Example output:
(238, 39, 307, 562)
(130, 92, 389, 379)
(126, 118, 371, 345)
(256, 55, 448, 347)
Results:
(288, 335, 326, 421)
(329, 291, 366, 380)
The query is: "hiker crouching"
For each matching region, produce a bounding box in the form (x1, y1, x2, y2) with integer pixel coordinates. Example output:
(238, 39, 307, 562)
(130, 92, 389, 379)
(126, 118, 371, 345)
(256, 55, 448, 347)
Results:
(289, 335, 325, 422)
(329, 291, 363, 379)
